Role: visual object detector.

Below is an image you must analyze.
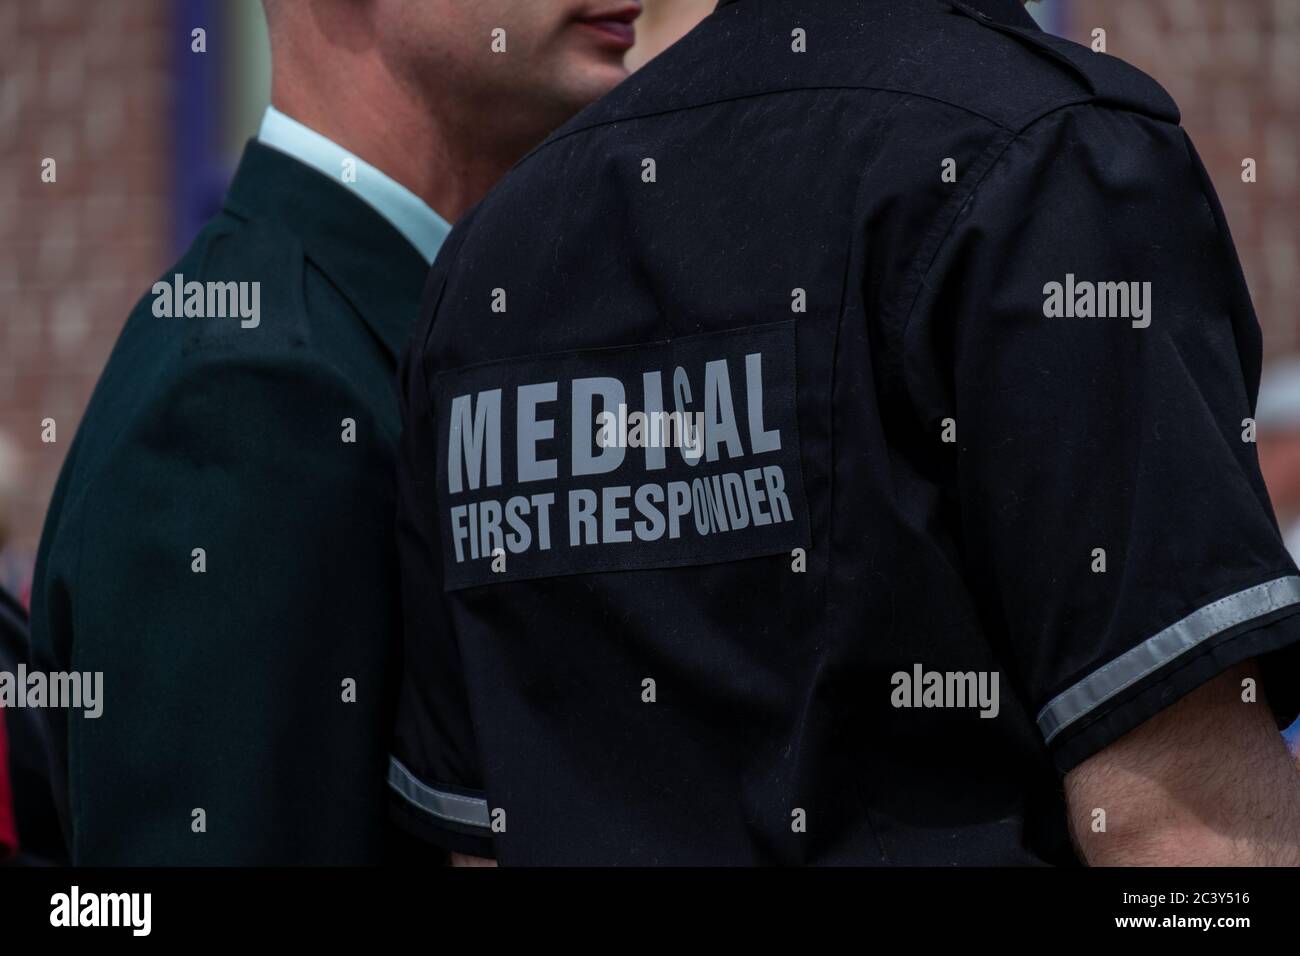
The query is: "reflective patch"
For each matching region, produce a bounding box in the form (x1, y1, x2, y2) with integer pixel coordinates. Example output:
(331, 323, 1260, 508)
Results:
(434, 321, 811, 590)
(1037, 575, 1300, 743)
(387, 756, 491, 830)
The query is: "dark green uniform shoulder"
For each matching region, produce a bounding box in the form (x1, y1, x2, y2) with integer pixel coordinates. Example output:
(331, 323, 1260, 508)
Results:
(152, 213, 314, 356)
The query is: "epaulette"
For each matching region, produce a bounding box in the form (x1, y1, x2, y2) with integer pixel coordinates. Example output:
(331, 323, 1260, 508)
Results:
(948, 1, 1181, 124)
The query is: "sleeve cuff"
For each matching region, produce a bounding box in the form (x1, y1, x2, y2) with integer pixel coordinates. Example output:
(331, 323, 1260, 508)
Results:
(386, 756, 496, 860)
(1043, 574, 1300, 772)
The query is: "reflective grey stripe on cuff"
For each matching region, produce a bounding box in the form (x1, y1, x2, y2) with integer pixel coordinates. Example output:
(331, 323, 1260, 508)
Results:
(387, 756, 491, 830)
(1037, 575, 1300, 744)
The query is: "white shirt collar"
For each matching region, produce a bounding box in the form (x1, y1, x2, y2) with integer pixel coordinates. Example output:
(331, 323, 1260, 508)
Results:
(257, 105, 450, 265)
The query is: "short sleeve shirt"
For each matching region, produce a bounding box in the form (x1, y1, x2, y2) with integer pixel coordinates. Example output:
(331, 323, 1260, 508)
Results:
(388, 0, 1300, 864)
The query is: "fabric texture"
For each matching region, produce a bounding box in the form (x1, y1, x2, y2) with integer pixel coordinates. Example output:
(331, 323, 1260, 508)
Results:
(30, 141, 438, 864)
(390, 0, 1300, 864)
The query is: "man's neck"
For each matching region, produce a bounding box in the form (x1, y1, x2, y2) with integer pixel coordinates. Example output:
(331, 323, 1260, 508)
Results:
(270, 74, 530, 224)
(1276, 505, 1300, 529)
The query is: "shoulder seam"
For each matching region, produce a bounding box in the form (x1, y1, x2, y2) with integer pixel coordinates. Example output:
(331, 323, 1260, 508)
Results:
(893, 97, 1182, 355)
(891, 102, 1098, 357)
(946, 2, 1180, 126)
(519, 84, 1017, 169)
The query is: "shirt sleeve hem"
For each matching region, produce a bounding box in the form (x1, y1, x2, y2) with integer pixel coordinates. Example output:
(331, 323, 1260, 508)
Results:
(385, 756, 496, 859)
(387, 798, 496, 860)
(1048, 590, 1300, 773)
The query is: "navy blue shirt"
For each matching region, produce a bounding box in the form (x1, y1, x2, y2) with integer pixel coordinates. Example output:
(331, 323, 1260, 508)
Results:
(389, 0, 1300, 864)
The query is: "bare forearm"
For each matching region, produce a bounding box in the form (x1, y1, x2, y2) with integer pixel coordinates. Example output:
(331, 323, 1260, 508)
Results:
(1067, 664, 1300, 866)
(1074, 815, 1300, 867)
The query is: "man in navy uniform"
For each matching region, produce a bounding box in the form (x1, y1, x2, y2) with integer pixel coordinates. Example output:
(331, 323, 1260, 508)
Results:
(31, 0, 643, 864)
(391, 0, 1300, 864)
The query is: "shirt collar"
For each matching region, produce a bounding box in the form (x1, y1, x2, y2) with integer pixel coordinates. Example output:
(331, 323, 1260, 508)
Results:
(257, 105, 450, 266)
(947, 0, 1039, 30)
(715, 0, 1040, 31)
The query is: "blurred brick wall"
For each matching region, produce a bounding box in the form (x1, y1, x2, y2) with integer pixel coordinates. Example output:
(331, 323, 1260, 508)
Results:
(1065, 0, 1300, 356)
(0, 0, 171, 556)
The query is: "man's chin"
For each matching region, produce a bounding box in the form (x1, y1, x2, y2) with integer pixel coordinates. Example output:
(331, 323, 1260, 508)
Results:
(563, 61, 632, 109)
(511, 62, 632, 142)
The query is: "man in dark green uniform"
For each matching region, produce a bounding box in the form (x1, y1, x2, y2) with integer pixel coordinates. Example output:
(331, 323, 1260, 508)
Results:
(30, 0, 643, 864)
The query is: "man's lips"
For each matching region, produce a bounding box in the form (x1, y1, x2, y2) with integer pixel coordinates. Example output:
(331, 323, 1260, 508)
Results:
(575, 5, 641, 50)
